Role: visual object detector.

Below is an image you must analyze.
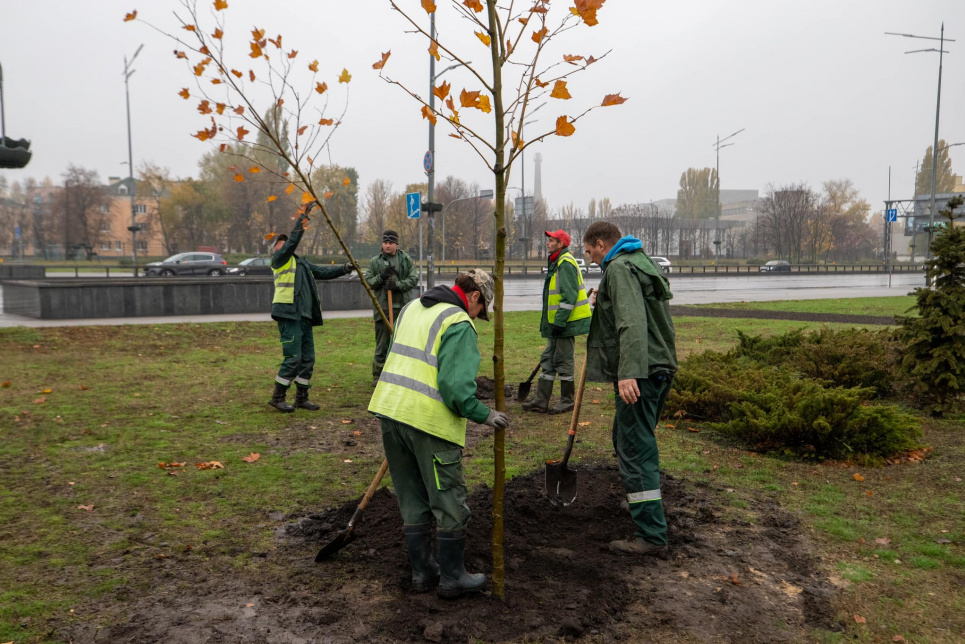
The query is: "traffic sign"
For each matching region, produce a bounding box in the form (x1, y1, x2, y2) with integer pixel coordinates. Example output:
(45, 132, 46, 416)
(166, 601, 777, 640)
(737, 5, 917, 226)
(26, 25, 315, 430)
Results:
(406, 192, 422, 219)
(423, 151, 433, 174)
(886, 208, 898, 222)
(14, 226, 20, 239)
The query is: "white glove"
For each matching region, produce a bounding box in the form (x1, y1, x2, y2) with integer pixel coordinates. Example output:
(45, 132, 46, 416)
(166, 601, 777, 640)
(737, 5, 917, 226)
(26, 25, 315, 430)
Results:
(484, 409, 511, 429)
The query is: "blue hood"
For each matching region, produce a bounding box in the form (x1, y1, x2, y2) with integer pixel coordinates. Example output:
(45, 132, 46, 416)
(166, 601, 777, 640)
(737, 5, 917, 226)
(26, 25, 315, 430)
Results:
(602, 236, 643, 269)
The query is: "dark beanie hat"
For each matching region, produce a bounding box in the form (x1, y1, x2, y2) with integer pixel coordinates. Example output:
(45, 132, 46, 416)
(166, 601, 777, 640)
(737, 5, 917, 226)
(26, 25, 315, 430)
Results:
(382, 230, 399, 243)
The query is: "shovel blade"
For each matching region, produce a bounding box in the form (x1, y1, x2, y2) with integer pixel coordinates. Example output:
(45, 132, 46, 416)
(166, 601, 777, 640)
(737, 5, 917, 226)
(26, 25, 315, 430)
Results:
(517, 380, 532, 402)
(314, 527, 357, 562)
(544, 460, 578, 506)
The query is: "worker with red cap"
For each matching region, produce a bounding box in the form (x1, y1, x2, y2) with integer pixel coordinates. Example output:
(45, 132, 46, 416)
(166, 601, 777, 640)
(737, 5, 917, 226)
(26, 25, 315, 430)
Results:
(522, 229, 591, 414)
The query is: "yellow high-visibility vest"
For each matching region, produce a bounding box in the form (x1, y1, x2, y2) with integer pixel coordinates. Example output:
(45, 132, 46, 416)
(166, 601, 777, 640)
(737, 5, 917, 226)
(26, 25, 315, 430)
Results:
(368, 300, 475, 446)
(272, 256, 296, 304)
(547, 252, 591, 324)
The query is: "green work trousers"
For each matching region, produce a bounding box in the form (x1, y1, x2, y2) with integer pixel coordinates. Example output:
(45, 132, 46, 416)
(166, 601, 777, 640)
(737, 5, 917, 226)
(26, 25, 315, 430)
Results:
(612, 375, 673, 545)
(275, 317, 315, 388)
(372, 312, 398, 379)
(380, 417, 470, 531)
(538, 335, 575, 383)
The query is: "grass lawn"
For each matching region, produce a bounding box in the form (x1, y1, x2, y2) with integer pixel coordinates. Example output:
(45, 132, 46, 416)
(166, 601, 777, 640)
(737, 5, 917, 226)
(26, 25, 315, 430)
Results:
(1, 303, 962, 643)
(689, 296, 918, 318)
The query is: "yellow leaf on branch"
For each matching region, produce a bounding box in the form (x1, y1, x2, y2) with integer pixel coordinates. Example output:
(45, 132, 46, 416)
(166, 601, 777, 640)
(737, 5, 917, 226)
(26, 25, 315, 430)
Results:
(342, 177, 351, 186)
(301, 191, 315, 204)
(433, 81, 451, 101)
(551, 80, 572, 100)
(315, 81, 328, 94)
(477, 95, 492, 113)
(475, 31, 491, 46)
(285, 184, 296, 194)
(532, 27, 548, 43)
(372, 51, 391, 70)
(213, 28, 223, 39)
(234, 174, 244, 182)
(463, 0, 483, 12)
(555, 115, 575, 137)
(123, 10, 137, 22)
(267, 195, 277, 202)
(318, 118, 334, 126)
(249, 166, 260, 173)
(250, 42, 263, 58)
(421, 0, 436, 13)
(309, 59, 319, 72)
(178, 88, 190, 99)
(237, 126, 249, 140)
(214, 0, 228, 10)
(601, 92, 628, 106)
(428, 40, 440, 62)
(421, 105, 437, 125)
(338, 68, 352, 83)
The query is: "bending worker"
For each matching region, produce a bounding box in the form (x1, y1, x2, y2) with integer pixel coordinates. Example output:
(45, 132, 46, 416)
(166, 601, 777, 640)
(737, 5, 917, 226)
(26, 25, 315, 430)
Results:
(522, 229, 591, 414)
(364, 229, 417, 385)
(368, 270, 511, 598)
(582, 221, 677, 558)
(269, 212, 354, 413)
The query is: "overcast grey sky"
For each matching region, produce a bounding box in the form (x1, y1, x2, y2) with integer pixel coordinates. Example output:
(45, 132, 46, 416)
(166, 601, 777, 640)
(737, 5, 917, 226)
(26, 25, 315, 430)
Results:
(1, 1, 962, 215)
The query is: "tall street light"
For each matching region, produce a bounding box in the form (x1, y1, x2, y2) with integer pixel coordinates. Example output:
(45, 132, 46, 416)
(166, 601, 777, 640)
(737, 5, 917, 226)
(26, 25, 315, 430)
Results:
(887, 24, 954, 269)
(123, 44, 144, 269)
(713, 128, 744, 263)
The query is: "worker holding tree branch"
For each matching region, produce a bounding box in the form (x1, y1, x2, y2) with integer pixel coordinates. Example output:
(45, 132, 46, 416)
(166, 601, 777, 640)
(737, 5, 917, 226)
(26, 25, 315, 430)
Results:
(522, 229, 591, 414)
(583, 221, 678, 559)
(268, 211, 355, 413)
(369, 269, 510, 598)
(364, 229, 418, 386)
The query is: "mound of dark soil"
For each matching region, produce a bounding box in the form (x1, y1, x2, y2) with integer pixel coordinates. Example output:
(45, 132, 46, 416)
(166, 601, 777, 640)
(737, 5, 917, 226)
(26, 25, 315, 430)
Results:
(61, 464, 836, 643)
(475, 376, 514, 401)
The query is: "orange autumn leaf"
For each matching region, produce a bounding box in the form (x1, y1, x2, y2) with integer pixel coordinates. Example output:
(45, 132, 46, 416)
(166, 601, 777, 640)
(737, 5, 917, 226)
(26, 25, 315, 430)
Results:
(445, 95, 455, 111)
(297, 125, 308, 135)
(1, 381, 12, 388)
(853, 615, 867, 624)
(338, 68, 351, 83)
(178, 88, 190, 99)
(428, 40, 440, 62)
(237, 126, 250, 140)
(195, 461, 224, 470)
(433, 81, 451, 100)
(563, 54, 584, 64)
(342, 176, 351, 187)
(460, 89, 481, 109)
(475, 31, 491, 46)
(184, 24, 196, 32)
(532, 27, 548, 43)
(231, 69, 242, 78)
(124, 10, 137, 22)
(77, 504, 94, 511)
(214, 0, 228, 10)
(41, 388, 52, 394)
(199, 45, 211, 56)
(234, 174, 245, 182)
(251, 27, 265, 41)
(601, 92, 628, 106)
(463, 0, 483, 12)
(372, 51, 391, 70)
(213, 27, 223, 39)
(287, 49, 298, 59)
(530, 3, 549, 14)
(249, 42, 263, 58)
(571, 0, 605, 26)
(555, 115, 576, 137)
(197, 100, 212, 114)
(285, 184, 296, 194)
(518, 17, 529, 26)
(301, 191, 314, 204)
(193, 62, 206, 77)
(307, 156, 314, 165)
(421, 0, 436, 13)
(551, 80, 572, 100)
(33, 396, 46, 404)
(449, 133, 462, 139)
(534, 78, 549, 88)
(477, 94, 492, 113)
(586, 55, 599, 65)
(341, 419, 352, 424)
(421, 105, 438, 125)
(174, 50, 188, 60)
(265, 232, 277, 241)
(267, 195, 277, 202)
(249, 166, 260, 173)
(853, 473, 865, 482)
(234, 105, 245, 115)
(308, 59, 319, 72)
(268, 35, 282, 49)
(315, 82, 328, 94)
(216, 103, 225, 115)
(241, 452, 260, 463)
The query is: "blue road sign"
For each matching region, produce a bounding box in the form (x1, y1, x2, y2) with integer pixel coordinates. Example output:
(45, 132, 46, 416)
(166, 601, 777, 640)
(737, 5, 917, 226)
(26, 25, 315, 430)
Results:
(406, 192, 422, 219)
(14, 226, 20, 239)
(886, 208, 898, 222)
(423, 151, 433, 174)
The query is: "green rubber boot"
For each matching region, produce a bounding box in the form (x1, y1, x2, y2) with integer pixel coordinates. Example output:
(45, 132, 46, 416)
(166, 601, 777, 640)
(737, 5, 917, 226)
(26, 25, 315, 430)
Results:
(550, 379, 576, 415)
(404, 524, 440, 593)
(521, 378, 553, 413)
(437, 531, 485, 599)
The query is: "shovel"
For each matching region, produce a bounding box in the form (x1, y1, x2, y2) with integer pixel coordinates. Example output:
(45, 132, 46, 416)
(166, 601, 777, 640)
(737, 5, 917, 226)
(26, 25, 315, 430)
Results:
(315, 459, 390, 561)
(545, 342, 590, 506)
(517, 363, 540, 402)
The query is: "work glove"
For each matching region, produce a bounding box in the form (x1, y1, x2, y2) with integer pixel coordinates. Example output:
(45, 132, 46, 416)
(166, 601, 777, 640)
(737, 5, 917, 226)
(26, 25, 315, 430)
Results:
(380, 266, 397, 281)
(551, 324, 566, 337)
(342, 262, 355, 274)
(484, 409, 511, 429)
(383, 276, 397, 290)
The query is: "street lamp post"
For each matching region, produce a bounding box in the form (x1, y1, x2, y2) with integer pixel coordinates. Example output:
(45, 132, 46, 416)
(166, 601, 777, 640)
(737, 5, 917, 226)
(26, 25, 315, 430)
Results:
(712, 128, 744, 263)
(123, 44, 143, 271)
(887, 25, 954, 271)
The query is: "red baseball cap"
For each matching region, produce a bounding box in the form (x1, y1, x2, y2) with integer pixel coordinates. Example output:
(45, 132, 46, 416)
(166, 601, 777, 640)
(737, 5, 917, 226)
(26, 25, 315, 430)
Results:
(544, 229, 571, 247)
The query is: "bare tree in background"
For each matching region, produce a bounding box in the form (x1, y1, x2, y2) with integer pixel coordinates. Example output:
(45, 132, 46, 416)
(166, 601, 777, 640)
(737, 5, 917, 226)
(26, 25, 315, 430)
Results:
(362, 179, 394, 244)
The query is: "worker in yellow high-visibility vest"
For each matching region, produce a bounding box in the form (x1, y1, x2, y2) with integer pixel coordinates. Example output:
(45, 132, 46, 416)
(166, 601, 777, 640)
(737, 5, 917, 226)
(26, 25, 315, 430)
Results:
(369, 269, 510, 599)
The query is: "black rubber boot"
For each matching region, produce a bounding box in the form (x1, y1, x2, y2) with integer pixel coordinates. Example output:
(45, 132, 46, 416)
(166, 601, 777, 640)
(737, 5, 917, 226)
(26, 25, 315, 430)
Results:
(404, 524, 440, 593)
(609, 536, 670, 560)
(550, 380, 576, 415)
(521, 378, 553, 413)
(437, 530, 485, 599)
(294, 385, 320, 411)
(269, 382, 295, 413)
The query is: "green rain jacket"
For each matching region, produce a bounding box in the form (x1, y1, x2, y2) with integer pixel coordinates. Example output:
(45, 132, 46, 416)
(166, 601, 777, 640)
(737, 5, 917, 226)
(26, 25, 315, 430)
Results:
(270, 216, 350, 325)
(586, 238, 678, 383)
(363, 249, 418, 319)
(539, 249, 591, 339)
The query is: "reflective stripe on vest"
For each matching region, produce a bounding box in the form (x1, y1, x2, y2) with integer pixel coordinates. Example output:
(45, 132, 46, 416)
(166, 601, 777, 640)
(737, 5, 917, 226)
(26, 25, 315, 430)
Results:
(272, 257, 297, 304)
(368, 301, 476, 446)
(547, 253, 591, 324)
(627, 489, 662, 503)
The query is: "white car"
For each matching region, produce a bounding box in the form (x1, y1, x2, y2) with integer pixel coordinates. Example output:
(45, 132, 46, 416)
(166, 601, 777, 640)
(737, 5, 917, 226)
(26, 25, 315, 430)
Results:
(541, 258, 588, 275)
(650, 256, 672, 274)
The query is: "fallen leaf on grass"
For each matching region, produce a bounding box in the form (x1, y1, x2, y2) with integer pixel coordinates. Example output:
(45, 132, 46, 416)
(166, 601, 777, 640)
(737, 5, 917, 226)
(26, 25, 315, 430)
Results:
(215, 420, 228, 426)
(196, 461, 224, 470)
(41, 388, 52, 394)
(853, 614, 866, 624)
(852, 473, 865, 482)
(32, 344, 40, 349)
(591, 399, 600, 404)
(79, 383, 90, 390)
(728, 573, 740, 585)
(702, 450, 710, 454)
(680, 571, 689, 578)
(77, 504, 94, 511)
(941, 529, 949, 533)
(791, 482, 799, 486)
(936, 539, 951, 544)
(875, 537, 891, 545)
(241, 452, 260, 463)
(687, 427, 700, 433)
(341, 419, 352, 424)
(246, 602, 255, 607)
(352, 430, 362, 436)
(68, 481, 75, 485)
(1, 381, 10, 388)
(343, 459, 353, 463)
(158, 462, 186, 470)
(33, 396, 46, 404)
(578, 422, 591, 427)
(893, 636, 906, 642)
(155, 553, 168, 559)
(866, 490, 874, 497)
(594, 386, 602, 391)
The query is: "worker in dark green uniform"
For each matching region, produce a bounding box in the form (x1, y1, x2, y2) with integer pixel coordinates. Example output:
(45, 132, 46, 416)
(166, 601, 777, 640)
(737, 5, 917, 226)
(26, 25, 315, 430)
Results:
(522, 229, 591, 414)
(582, 221, 677, 558)
(269, 213, 354, 413)
(369, 269, 510, 598)
(364, 229, 418, 385)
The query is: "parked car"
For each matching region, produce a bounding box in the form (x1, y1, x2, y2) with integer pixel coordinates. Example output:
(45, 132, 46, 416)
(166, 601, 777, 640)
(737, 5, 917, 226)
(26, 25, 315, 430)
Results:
(759, 260, 791, 272)
(227, 256, 272, 276)
(143, 252, 228, 277)
(541, 257, 588, 275)
(650, 256, 672, 274)
(587, 261, 602, 273)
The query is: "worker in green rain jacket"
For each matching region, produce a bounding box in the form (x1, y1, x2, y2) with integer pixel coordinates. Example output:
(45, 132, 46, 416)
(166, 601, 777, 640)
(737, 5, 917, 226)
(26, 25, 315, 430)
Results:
(369, 269, 510, 598)
(363, 229, 418, 385)
(268, 213, 354, 413)
(522, 229, 591, 414)
(582, 221, 678, 559)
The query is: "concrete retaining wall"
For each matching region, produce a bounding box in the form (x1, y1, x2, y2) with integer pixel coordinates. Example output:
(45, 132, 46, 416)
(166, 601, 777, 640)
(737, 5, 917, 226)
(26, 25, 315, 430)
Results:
(0, 265, 45, 280)
(1, 277, 371, 319)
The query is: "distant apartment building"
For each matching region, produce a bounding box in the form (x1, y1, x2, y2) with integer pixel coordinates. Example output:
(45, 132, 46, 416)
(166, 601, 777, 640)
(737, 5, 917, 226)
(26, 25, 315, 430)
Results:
(96, 177, 166, 259)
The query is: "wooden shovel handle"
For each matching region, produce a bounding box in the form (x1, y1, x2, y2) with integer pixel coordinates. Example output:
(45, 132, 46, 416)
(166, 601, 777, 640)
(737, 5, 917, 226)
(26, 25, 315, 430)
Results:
(347, 459, 390, 530)
(387, 290, 394, 331)
(561, 288, 594, 467)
